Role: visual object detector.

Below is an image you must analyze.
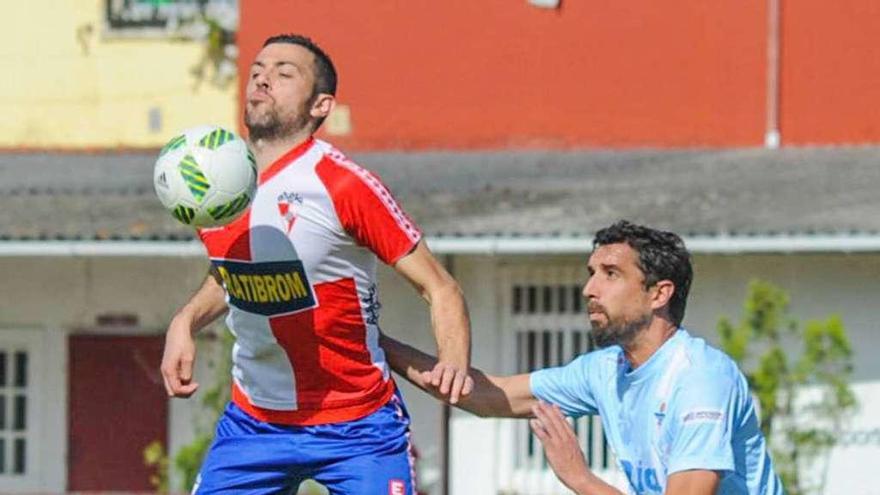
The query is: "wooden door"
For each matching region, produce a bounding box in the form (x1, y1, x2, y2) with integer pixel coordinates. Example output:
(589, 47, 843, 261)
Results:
(68, 335, 167, 490)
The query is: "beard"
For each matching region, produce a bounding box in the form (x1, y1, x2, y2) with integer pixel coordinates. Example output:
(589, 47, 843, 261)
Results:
(588, 302, 651, 348)
(245, 100, 311, 142)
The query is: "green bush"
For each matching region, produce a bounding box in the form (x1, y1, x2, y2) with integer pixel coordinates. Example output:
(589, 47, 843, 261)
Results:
(717, 280, 857, 494)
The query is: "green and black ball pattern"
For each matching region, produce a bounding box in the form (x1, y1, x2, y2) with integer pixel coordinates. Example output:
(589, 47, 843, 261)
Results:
(199, 128, 237, 150)
(172, 205, 196, 225)
(166, 128, 252, 226)
(177, 154, 211, 202)
(208, 192, 251, 221)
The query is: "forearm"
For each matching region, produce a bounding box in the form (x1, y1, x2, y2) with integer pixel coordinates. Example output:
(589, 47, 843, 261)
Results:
(427, 280, 471, 368)
(381, 333, 439, 389)
(381, 334, 531, 418)
(172, 270, 228, 333)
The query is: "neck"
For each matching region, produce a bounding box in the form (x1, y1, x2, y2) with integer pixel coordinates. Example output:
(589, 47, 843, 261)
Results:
(622, 318, 678, 369)
(249, 127, 313, 172)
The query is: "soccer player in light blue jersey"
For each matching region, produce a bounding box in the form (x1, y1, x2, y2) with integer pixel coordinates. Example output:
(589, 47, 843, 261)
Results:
(383, 220, 784, 494)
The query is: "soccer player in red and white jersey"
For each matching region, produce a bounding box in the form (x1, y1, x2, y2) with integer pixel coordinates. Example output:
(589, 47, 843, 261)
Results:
(160, 34, 472, 494)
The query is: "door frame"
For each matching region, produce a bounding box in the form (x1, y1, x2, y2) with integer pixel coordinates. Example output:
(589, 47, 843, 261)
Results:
(0, 327, 65, 493)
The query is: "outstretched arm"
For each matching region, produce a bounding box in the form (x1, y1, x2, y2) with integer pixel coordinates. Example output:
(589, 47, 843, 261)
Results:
(393, 240, 472, 404)
(160, 267, 228, 398)
(381, 333, 537, 418)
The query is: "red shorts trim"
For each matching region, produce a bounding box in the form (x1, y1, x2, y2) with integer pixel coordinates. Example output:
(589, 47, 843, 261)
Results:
(231, 379, 397, 426)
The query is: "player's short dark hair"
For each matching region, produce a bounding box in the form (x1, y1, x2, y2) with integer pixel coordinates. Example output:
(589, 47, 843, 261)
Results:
(593, 220, 693, 326)
(263, 34, 337, 129)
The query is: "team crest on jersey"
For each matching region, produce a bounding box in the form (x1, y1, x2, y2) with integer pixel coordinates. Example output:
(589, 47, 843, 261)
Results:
(654, 401, 667, 427)
(277, 191, 304, 233)
(214, 259, 317, 316)
(654, 401, 667, 436)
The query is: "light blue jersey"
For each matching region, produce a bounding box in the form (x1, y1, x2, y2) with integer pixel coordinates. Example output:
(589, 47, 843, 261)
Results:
(530, 329, 784, 495)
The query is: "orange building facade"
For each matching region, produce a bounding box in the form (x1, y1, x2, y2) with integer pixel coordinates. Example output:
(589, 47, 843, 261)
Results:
(238, 1, 879, 150)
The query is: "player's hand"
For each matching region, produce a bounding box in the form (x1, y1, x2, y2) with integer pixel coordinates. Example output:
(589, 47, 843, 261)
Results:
(420, 361, 474, 405)
(530, 402, 594, 493)
(160, 315, 200, 398)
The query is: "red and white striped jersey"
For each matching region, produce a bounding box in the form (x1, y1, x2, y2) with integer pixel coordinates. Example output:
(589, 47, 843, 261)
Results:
(198, 137, 422, 425)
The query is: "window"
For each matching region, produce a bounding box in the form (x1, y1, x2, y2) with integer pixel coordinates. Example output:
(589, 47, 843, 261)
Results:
(105, 0, 237, 35)
(0, 328, 54, 492)
(0, 349, 29, 475)
(498, 264, 624, 493)
(510, 282, 611, 472)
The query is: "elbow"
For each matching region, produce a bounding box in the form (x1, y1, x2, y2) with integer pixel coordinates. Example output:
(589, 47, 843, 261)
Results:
(426, 277, 464, 303)
(448, 279, 465, 300)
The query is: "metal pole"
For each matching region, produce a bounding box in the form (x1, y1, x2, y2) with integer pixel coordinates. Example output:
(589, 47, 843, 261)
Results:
(441, 402, 451, 495)
(765, 0, 782, 148)
(440, 254, 455, 495)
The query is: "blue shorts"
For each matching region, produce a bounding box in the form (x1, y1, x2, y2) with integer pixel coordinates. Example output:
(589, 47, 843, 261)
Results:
(193, 392, 416, 494)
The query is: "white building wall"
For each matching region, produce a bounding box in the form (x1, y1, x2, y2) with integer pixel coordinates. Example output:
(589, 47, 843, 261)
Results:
(687, 253, 880, 382)
(0, 256, 208, 330)
(0, 255, 210, 493)
(448, 256, 503, 495)
(1, 250, 877, 493)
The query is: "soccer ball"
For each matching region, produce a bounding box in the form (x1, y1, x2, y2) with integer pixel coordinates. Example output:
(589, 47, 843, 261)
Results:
(153, 125, 257, 228)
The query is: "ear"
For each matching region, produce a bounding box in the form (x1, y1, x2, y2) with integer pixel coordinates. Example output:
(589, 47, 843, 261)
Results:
(649, 280, 675, 312)
(310, 93, 335, 120)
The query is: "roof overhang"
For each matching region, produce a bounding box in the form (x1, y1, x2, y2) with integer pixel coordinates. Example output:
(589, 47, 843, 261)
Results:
(430, 233, 880, 255)
(2, 233, 880, 257)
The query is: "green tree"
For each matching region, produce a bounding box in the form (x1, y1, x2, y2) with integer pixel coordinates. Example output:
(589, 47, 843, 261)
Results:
(143, 439, 169, 493)
(717, 280, 857, 495)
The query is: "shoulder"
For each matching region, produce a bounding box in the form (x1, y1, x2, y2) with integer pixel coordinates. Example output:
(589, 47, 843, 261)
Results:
(529, 346, 623, 410)
(574, 345, 625, 371)
(670, 330, 747, 403)
(313, 140, 387, 195)
(545, 345, 623, 379)
(678, 329, 743, 382)
(314, 139, 371, 178)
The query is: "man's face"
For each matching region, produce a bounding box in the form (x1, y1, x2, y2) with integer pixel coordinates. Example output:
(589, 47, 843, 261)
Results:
(245, 43, 319, 141)
(582, 243, 654, 348)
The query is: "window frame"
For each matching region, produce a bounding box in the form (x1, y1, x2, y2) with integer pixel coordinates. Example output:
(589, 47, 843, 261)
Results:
(0, 329, 53, 492)
(496, 261, 628, 493)
(103, 0, 236, 38)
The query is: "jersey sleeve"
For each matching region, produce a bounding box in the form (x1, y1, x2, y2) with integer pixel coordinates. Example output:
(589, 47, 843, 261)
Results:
(316, 158, 423, 265)
(665, 369, 739, 475)
(529, 353, 602, 417)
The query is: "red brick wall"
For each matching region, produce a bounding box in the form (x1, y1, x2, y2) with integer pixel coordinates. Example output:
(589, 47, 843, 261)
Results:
(780, 0, 880, 145)
(238, 1, 876, 149)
